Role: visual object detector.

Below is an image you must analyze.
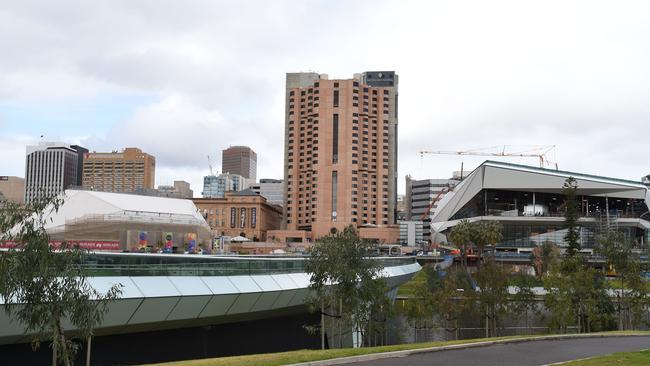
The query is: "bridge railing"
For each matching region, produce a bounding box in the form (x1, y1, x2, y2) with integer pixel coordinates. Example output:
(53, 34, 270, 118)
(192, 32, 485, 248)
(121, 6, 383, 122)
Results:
(79, 253, 417, 277)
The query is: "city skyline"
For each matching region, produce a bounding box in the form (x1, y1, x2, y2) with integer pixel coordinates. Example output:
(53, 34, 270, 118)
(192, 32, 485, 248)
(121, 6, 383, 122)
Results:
(2, 1, 650, 196)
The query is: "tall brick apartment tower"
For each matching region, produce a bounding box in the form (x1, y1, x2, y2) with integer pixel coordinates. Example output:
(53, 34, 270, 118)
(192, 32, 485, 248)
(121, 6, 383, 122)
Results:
(281, 71, 399, 242)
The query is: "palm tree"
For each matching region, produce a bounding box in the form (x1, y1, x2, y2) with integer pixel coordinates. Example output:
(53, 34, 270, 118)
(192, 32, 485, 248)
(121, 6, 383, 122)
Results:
(473, 221, 503, 267)
(449, 219, 473, 269)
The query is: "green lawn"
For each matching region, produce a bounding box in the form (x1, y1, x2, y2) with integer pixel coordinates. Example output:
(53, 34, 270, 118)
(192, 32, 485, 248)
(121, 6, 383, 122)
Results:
(396, 265, 428, 297)
(145, 332, 650, 366)
(561, 349, 650, 365)
(145, 336, 519, 366)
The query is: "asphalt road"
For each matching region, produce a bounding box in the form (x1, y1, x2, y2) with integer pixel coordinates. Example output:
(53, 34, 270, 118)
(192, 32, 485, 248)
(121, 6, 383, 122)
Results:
(340, 336, 650, 366)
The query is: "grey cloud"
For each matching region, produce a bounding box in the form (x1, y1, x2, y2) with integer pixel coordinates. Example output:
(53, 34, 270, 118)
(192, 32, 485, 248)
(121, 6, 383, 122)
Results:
(2, 0, 650, 192)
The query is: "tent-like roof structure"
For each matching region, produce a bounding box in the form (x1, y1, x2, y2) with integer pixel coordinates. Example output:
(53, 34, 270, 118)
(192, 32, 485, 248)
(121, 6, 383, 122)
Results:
(431, 160, 650, 224)
(44, 190, 209, 232)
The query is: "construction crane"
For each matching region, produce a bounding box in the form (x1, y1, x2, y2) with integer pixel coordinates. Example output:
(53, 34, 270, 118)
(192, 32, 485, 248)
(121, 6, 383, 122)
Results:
(419, 145, 558, 169)
(420, 185, 453, 221)
(207, 155, 214, 176)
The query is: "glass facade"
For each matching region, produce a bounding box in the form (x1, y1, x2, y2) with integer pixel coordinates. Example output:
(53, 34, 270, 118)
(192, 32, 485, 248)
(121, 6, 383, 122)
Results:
(497, 224, 645, 249)
(202, 173, 247, 198)
(448, 189, 648, 249)
(450, 189, 648, 220)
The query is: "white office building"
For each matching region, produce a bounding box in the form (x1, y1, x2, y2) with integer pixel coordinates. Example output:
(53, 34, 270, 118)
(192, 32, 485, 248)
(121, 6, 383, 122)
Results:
(399, 220, 424, 247)
(202, 172, 248, 198)
(24, 142, 87, 204)
(405, 176, 460, 241)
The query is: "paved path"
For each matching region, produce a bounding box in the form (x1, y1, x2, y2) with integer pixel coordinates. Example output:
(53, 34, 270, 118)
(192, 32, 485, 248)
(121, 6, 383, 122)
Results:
(340, 336, 650, 366)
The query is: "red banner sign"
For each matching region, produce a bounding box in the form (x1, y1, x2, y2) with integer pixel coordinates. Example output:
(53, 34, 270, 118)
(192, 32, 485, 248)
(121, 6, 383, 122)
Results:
(0, 240, 121, 251)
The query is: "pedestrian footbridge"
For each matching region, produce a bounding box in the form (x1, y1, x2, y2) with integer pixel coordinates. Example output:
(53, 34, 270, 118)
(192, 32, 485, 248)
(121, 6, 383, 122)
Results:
(0, 253, 420, 345)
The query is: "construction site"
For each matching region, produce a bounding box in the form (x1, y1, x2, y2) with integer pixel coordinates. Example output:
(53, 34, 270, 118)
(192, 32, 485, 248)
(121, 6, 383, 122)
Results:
(403, 146, 650, 256)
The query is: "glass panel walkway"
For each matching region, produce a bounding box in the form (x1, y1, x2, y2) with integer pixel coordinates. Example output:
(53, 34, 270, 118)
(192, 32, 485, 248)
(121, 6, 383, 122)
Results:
(80, 252, 417, 277)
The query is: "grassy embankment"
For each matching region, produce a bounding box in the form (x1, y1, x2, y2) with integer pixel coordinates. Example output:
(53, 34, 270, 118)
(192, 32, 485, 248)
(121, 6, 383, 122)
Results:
(145, 336, 524, 366)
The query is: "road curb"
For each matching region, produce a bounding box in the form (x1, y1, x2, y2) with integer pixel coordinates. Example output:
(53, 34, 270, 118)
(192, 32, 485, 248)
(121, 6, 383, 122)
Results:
(286, 333, 650, 366)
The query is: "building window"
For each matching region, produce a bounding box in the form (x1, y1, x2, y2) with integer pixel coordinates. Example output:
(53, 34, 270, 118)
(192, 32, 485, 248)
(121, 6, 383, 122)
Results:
(332, 114, 339, 163)
(240, 208, 247, 228)
(333, 90, 339, 107)
(332, 171, 338, 221)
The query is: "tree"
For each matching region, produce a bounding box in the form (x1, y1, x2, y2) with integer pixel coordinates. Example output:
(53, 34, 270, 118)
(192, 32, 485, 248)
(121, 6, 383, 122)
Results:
(472, 258, 509, 337)
(0, 197, 122, 365)
(543, 256, 614, 334)
(305, 226, 389, 348)
(449, 219, 473, 268)
(530, 241, 560, 279)
(430, 269, 472, 340)
(510, 274, 538, 335)
(449, 220, 502, 269)
(402, 279, 435, 343)
(562, 177, 581, 256)
(472, 221, 503, 268)
(597, 231, 648, 330)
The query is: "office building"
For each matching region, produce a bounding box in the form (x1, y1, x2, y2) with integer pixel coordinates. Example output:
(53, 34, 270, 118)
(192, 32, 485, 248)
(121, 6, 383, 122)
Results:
(157, 181, 193, 199)
(222, 146, 257, 182)
(0, 176, 25, 206)
(280, 71, 399, 242)
(431, 161, 650, 250)
(248, 178, 284, 207)
(202, 172, 248, 198)
(399, 220, 424, 247)
(193, 189, 282, 242)
(82, 148, 155, 193)
(405, 175, 460, 241)
(24, 142, 87, 204)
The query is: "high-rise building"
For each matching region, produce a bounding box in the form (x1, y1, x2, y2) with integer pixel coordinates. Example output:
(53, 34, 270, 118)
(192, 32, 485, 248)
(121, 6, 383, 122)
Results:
(248, 178, 284, 207)
(405, 175, 460, 241)
(82, 148, 155, 193)
(282, 71, 399, 241)
(0, 176, 25, 205)
(202, 172, 248, 198)
(24, 142, 87, 204)
(222, 146, 257, 182)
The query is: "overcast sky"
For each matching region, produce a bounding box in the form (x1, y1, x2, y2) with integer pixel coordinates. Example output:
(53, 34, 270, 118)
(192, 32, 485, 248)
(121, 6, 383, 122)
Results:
(1, 0, 649, 196)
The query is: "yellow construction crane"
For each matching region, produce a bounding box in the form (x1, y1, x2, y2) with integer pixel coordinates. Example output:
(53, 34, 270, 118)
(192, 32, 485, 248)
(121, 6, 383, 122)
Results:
(420, 145, 558, 169)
